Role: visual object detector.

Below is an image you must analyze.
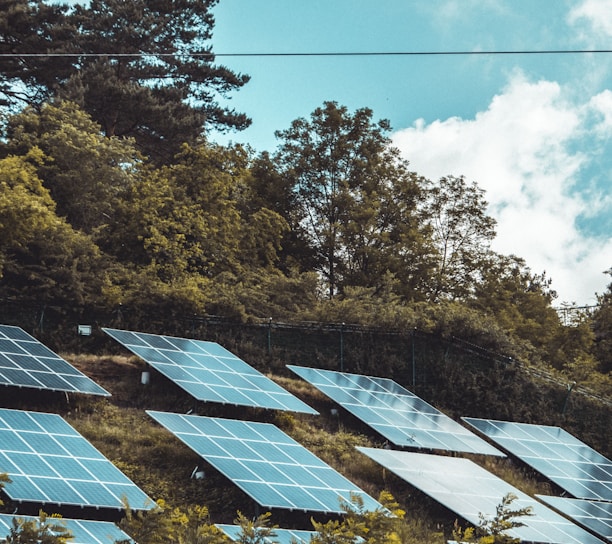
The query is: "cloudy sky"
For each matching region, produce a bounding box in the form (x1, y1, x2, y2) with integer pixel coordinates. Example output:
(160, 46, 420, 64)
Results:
(210, 0, 612, 306)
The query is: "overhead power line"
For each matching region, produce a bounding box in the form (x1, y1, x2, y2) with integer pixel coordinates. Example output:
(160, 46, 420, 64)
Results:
(1, 49, 612, 58)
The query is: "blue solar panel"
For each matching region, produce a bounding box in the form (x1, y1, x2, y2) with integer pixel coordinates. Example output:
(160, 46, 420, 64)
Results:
(0, 514, 134, 544)
(0, 325, 109, 396)
(357, 447, 605, 544)
(287, 365, 503, 456)
(0, 408, 153, 510)
(462, 418, 612, 501)
(147, 411, 382, 514)
(216, 524, 315, 543)
(536, 496, 612, 542)
(103, 328, 317, 414)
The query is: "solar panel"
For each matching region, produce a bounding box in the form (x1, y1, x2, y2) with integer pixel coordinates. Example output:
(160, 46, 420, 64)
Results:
(0, 408, 153, 511)
(357, 447, 605, 544)
(0, 514, 134, 544)
(536, 496, 612, 542)
(462, 418, 612, 501)
(147, 410, 383, 514)
(287, 365, 504, 456)
(103, 328, 317, 414)
(216, 524, 315, 544)
(0, 325, 109, 396)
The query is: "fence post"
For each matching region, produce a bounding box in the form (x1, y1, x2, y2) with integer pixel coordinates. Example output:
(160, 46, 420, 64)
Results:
(267, 317, 272, 355)
(411, 328, 416, 387)
(340, 323, 345, 372)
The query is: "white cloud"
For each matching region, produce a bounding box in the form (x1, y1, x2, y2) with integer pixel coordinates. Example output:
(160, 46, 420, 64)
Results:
(392, 72, 612, 305)
(568, 0, 612, 39)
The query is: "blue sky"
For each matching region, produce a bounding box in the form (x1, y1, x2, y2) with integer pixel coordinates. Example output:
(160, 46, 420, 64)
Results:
(209, 0, 612, 306)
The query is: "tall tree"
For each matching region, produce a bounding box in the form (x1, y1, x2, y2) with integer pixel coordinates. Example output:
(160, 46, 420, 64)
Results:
(0, 0, 250, 160)
(0, 0, 76, 111)
(423, 175, 496, 301)
(274, 101, 429, 299)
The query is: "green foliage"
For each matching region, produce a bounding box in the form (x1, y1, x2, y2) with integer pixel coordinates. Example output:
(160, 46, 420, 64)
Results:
(233, 511, 278, 544)
(592, 269, 612, 373)
(0, 472, 9, 508)
(310, 492, 405, 544)
(452, 493, 533, 544)
(1, 512, 72, 544)
(118, 501, 227, 544)
(424, 175, 497, 301)
(0, 0, 250, 161)
(0, 149, 107, 306)
(274, 101, 429, 299)
(3, 101, 143, 235)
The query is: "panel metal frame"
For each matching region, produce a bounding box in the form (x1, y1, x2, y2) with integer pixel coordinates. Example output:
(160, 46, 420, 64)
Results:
(147, 410, 382, 514)
(103, 328, 317, 414)
(0, 325, 109, 396)
(288, 365, 503, 456)
(0, 408, 153, 511)
(357, 447, 605, 544)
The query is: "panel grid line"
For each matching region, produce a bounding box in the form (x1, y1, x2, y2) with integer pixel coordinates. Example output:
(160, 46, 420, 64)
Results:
(0, 409, 153, 510)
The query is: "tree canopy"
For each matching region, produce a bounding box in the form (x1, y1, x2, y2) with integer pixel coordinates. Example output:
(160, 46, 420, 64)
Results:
(0, 0, 250, 160)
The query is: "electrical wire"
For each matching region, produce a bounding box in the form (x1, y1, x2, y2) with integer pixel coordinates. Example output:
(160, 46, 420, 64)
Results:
(0, 49, 611, 58)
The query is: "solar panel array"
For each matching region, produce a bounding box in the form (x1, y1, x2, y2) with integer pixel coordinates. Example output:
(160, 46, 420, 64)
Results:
(147, 410, 382, 514)
(0, 325, 109, 396)
(0, 408, 153, 510)
(536, 496, 612, 542)
(287, 365, 503, 456)
(0, 514, 133, 544)
(216, 524, 315, 544)
(463, 418, 612, 501)
(357, 447, 605, 544)
(103, 328, 317, 414)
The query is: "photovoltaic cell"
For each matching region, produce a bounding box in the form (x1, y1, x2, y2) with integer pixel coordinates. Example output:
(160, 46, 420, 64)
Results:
(0, 408, 153, 511)
(0, 325, 109, 396)
(357, 447, 605, 544)
(0, 514, 134, 544)
(147, 411, 382, 514)
(103, 328, 317, 414)
(462, 418, 612, 501)
(216, 524, 315, 544)
(287, 365, 503, 456)
(536, 496, 612, 542)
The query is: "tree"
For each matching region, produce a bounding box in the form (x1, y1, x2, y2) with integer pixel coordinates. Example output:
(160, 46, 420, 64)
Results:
(469, 253, 591, 370)
(2, 512, 72, 544)
(0, 0, 250, 160)
(423, 175, 496, 301)
(592, 269, 612, 373)
(0, 0, 75, 111)
(102, 143, 284, 280)
(274, 101, 429, 299)
(0, 149, 106, 307)
(2, 100, 143, 235)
